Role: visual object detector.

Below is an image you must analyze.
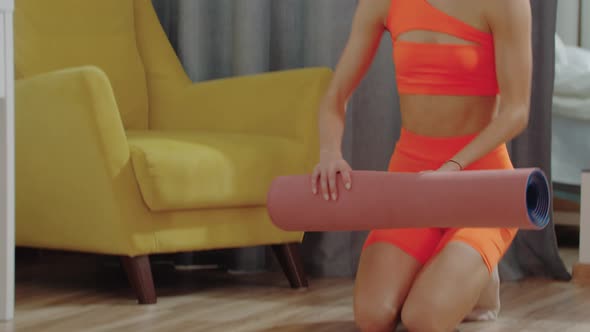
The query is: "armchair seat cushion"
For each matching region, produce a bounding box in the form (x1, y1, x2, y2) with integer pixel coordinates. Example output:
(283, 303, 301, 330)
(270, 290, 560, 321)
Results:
(127, 131, 308, 212)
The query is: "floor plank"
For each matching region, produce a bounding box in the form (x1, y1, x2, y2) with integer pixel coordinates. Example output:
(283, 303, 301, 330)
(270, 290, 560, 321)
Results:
(0, 249, 588, 332)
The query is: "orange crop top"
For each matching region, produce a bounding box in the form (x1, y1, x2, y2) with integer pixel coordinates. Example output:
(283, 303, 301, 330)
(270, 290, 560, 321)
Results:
(386, 0, 499, 96)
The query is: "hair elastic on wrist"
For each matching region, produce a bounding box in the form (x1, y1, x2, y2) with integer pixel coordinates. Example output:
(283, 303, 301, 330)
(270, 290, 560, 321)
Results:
(448, 159, 464, 170)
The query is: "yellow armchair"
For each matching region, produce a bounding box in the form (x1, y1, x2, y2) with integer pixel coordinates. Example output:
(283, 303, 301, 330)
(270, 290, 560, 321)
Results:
(14, 0, 332, 303)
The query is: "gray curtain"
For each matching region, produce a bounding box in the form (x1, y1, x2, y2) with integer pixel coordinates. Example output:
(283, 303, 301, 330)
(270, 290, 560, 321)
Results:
(152, 0, 570, 280)
(500, 0, 570, 281)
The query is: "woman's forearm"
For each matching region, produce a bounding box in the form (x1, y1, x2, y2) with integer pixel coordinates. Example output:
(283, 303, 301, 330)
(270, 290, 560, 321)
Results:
(318, 93, 347, 159)
(313, 0, 387, 161)
(449, 103, 529, 169)
(451, 0, 533, 170)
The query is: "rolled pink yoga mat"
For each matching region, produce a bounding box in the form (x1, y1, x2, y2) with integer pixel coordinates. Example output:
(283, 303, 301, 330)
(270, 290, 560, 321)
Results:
(267, 168, 550, 232)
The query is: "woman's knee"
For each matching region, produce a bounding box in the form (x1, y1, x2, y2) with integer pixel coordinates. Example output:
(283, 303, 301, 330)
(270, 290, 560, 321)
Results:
(401, 295, 449, 332)
(353, 243, 421, 331)
(354, 299, 399, 332)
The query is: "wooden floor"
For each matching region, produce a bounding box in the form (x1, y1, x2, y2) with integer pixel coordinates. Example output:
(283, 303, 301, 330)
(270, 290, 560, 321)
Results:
(0, 248, 589, 332)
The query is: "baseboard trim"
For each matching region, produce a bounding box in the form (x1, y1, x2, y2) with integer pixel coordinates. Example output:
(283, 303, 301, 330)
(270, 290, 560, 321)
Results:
(572, 263, 590, 285)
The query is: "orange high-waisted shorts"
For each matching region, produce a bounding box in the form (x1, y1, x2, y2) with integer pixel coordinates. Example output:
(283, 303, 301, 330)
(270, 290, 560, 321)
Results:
(362, 128, 518, 273)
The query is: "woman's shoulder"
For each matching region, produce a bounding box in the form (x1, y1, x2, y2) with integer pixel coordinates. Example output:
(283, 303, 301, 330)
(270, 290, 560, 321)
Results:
(357, 0, 392, 28)
(483, 0, 531, 25)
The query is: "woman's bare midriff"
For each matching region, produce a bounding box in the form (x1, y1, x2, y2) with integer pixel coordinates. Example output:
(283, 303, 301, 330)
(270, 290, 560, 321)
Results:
(399, 94, 499, 137)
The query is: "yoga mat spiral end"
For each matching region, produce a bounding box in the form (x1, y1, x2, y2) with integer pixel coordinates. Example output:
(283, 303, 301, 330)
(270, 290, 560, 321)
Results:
(526, 169, 551, 230)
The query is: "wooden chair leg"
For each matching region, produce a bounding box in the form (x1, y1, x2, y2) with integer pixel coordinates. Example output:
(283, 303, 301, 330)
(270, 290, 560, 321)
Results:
(271, 243, 308, 289)
(120, 255, 157, 304)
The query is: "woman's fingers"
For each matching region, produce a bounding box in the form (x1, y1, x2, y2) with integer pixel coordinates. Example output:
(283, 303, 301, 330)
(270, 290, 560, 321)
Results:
(328, 167, 338, 200)
(312, 161, 352, 201)
(311, 166, 320, 194)
(320, 169, 330, 201)
(330, 163, 353, 200)
(340, 167, 352, 190)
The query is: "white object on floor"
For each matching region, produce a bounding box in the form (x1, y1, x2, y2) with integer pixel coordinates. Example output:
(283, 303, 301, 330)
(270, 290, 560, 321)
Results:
(464, 268, 500, 322)
(0, 0, 14, 322)
(580, 171, 590, 264)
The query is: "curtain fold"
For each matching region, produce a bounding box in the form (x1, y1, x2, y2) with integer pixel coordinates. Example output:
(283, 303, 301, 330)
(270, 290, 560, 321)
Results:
(152, 0, 570, 280)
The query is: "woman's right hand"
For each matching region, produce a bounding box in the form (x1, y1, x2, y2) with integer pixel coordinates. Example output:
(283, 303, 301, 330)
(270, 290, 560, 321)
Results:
(311, 150, 353, 201)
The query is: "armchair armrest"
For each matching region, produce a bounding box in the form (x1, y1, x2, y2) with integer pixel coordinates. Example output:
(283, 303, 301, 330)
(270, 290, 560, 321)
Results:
(16, 66, 135, 252)
(151, 67, 332, 142)
(16, 66, 129, 176)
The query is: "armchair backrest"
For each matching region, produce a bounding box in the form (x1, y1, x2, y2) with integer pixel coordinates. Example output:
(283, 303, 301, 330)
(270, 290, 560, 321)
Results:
(14, 0, 189, 130)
